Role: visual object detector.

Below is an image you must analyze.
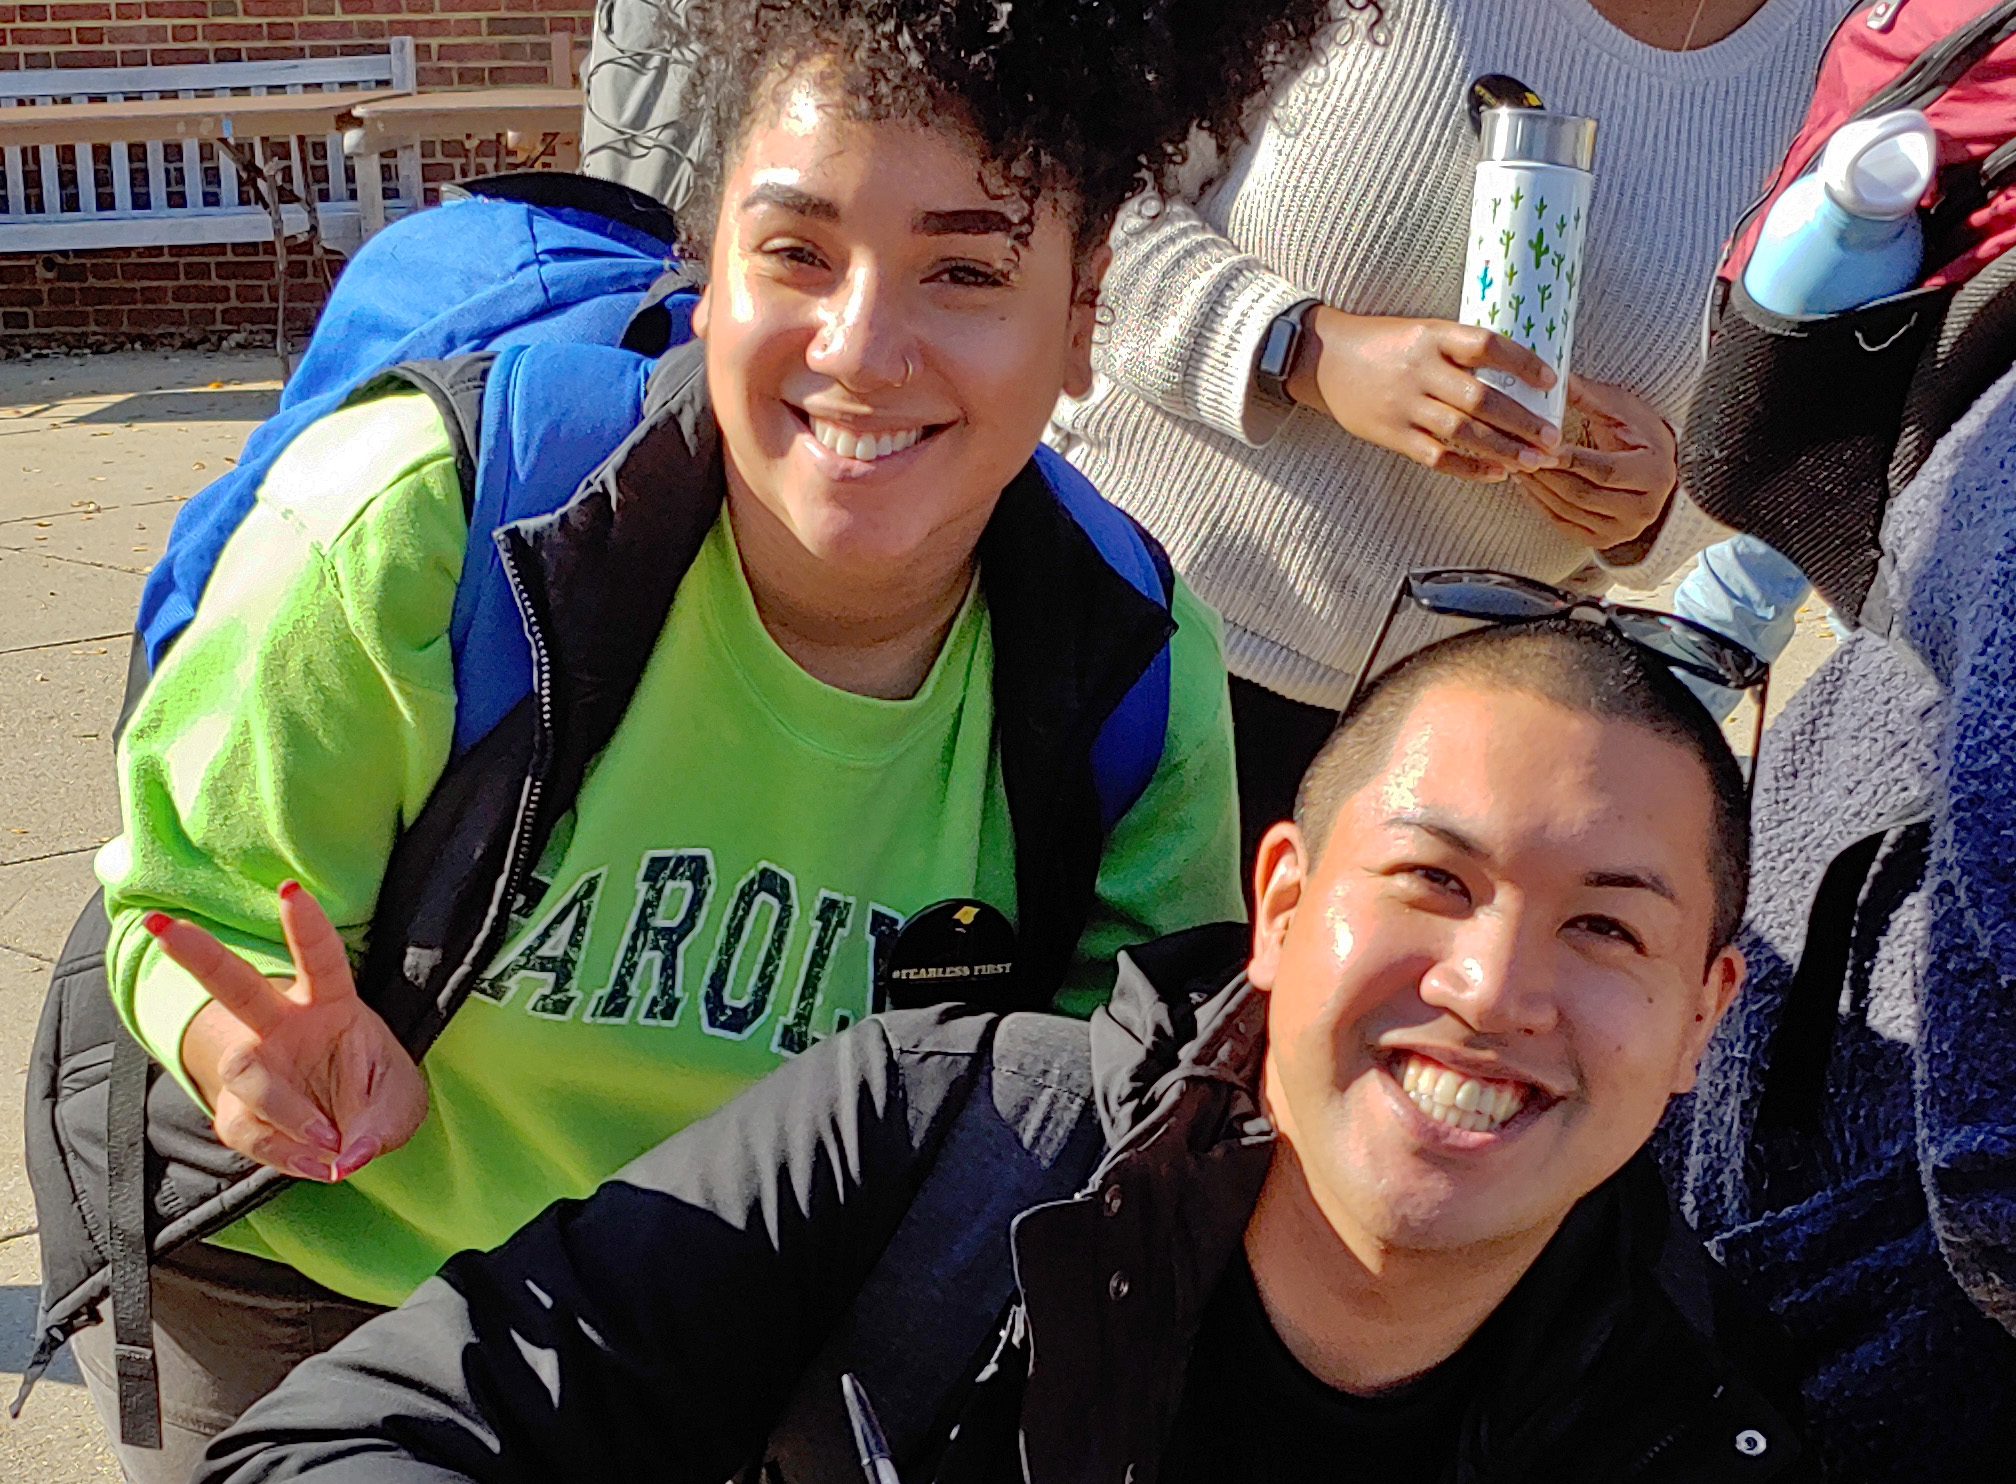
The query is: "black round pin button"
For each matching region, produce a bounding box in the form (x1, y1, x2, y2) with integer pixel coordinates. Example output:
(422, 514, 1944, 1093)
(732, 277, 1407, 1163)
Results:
(879, 898, 1017, 1011)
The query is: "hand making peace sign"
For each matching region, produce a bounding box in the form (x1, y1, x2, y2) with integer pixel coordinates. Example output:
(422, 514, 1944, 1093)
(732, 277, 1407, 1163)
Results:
(147, 881, 429, 1183)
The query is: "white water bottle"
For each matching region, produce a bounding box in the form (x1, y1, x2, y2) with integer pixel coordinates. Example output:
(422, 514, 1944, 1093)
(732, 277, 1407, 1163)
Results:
(1458, 108, 1598, 428)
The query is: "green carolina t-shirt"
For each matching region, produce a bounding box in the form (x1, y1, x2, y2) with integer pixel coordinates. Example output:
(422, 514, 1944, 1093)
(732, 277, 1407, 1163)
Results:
(103, 392, 1242, 1305)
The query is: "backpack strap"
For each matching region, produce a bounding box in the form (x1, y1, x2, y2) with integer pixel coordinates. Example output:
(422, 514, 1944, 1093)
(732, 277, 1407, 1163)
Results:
(1031, 445, 1175, 830)
(756, 1013, 1104, 1484)
(383, 352, 494, 514)
(106, 1029, 160, 1448)
(387, 343, 660, 757)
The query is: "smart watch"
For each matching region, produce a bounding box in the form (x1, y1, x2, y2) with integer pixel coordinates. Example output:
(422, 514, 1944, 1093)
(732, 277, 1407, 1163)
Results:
(1253, 299, 1318, 410)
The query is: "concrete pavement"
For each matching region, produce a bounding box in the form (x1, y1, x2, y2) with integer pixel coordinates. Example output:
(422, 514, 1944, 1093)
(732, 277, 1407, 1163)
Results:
(1, 351, 280, 1482)
(0, 348, 1840, 1481)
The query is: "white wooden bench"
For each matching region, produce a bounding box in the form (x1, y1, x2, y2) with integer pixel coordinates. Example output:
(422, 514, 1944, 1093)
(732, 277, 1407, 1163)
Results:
(0, 42, 423, 257)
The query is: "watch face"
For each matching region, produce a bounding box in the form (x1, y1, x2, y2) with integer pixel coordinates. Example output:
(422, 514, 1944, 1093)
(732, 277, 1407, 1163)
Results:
(1257, 314, 1302, 403)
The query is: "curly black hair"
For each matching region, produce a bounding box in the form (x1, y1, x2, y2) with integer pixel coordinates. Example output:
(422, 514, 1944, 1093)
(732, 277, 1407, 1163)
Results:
(661, 0, 1341, 256)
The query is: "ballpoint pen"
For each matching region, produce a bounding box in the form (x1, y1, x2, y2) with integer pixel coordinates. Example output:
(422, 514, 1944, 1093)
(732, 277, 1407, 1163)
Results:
(841, 1372, 902, 1484)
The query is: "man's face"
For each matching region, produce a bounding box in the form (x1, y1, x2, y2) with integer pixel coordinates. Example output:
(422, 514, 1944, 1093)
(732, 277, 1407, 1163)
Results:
(694, 66, 1103, 586)
(1248, 683, 1743, 1255)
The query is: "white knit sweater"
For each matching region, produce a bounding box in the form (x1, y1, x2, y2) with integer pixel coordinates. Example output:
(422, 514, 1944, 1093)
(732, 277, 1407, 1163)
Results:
(1051, 0, 1855, 708)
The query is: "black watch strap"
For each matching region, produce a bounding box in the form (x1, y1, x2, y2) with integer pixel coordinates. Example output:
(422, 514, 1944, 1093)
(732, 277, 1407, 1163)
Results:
(1253, 300, 1317, 409)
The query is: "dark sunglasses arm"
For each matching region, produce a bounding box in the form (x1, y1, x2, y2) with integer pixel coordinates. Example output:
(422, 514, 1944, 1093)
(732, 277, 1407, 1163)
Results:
(1343, 580, 1411, 721)
(1746, 670, 1770, 800)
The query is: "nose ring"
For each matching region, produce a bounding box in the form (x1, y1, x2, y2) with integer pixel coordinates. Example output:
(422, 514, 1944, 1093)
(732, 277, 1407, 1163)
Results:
(900, 354, 915, 388)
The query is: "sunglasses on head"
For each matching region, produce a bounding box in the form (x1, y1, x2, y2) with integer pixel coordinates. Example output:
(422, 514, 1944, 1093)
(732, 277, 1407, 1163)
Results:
(1345, 568, 1772, 792)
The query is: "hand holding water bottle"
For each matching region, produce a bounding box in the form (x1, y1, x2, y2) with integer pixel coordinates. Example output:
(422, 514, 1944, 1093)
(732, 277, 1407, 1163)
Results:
(1514, 375, 1677, 552)
(1285, 308, 1563, 482)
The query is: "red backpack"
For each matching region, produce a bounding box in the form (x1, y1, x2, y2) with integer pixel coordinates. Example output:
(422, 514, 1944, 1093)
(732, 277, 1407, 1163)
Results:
(1681, 0, 2016, 627)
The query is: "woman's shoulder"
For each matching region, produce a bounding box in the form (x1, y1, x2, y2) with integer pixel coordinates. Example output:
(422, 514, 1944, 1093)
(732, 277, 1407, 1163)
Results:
(190, 387, 469, 678)
(252, 389, 464, 552)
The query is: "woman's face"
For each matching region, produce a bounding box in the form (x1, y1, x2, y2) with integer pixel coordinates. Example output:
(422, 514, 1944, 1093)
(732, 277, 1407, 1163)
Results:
(693, 69, 1103, 585)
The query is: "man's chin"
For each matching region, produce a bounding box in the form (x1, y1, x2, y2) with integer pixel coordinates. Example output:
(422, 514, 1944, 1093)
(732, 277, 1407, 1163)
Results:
(1313, 1112, 1569, 1253)
(1333, 1162, 1560, 1254)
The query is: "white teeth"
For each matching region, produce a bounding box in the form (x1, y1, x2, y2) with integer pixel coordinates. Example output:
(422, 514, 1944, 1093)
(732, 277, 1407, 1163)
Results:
(810, 419, 924, 462)
(1397, 1054, 1530, 1133)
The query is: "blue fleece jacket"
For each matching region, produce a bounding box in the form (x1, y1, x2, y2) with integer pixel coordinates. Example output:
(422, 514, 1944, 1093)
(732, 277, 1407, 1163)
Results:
(1668, 365, 2016, 1480)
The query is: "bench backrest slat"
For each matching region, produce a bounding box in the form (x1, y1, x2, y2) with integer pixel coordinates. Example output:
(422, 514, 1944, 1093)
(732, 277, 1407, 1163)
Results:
(0, 40, 418, 250)
(0, 55, 400, 101)
(3, 150, 21, 217)
(108, 96, 133, 214)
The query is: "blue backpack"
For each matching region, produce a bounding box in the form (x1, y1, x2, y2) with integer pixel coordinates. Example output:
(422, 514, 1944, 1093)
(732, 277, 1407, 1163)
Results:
(136, 172, 1171, 822)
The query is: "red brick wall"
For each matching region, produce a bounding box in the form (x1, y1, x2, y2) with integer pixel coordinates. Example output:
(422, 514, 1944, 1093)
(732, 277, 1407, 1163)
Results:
(0, 0, 595, 353)
(0, 238, 331, 346)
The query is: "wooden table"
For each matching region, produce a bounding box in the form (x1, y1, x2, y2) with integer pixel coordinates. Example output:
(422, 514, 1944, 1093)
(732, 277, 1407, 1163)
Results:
(0, 87, 401, 150)
(348, 87, 584, 173)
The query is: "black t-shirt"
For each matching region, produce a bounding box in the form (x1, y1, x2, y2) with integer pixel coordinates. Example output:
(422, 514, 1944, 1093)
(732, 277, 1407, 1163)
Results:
(1160, 1257, 1483, 1484)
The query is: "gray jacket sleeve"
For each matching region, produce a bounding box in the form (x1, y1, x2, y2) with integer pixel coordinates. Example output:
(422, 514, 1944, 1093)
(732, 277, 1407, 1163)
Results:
(580, 0, 707, 209)
(197, 1010, 999, 1483)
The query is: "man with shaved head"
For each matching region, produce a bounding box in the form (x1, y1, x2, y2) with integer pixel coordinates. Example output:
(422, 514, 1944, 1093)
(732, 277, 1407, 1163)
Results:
(200, 616, 1813, 1484)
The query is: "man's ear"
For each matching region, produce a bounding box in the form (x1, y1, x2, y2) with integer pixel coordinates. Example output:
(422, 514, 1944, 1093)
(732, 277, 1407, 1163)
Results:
(692, 283, 712, 341)
(1672, 944, 1745, 1095)
(1247, 820, 1308, 991)
(1062, 243, 1112, 400)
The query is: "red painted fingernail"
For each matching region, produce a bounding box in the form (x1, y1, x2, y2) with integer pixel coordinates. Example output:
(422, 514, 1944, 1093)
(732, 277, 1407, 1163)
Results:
(278, 879, 302, 901)
(143, 911, 172, 937)
(334, 1138, 382, 1180)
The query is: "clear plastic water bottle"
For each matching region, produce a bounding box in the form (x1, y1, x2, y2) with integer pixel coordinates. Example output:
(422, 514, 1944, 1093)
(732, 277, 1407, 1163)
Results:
(1743, 110, 1937, 316)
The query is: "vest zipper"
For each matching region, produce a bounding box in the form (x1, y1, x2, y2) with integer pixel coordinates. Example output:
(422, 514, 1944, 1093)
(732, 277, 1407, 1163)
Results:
(427, 529, 556, 1028)
(493, 529, 557, 912)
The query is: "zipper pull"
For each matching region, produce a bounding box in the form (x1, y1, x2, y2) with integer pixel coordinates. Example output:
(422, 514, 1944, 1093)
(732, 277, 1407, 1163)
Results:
(1867, 0, 1908, 33)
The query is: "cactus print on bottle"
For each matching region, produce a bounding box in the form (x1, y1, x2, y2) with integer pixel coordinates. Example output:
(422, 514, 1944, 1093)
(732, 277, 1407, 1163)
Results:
(1458, 159, 1591, 427)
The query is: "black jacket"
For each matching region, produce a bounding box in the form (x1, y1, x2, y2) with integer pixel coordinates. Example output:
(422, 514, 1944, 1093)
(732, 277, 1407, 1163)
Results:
(200, 927, 1813, 1484)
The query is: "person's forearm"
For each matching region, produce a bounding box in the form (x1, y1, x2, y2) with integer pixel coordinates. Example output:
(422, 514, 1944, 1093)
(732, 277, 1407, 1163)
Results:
(197, 1017, 984, 1482)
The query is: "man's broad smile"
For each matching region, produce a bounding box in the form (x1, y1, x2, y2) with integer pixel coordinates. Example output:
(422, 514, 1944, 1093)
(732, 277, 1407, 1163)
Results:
(1383, 1049, 1560, 1144)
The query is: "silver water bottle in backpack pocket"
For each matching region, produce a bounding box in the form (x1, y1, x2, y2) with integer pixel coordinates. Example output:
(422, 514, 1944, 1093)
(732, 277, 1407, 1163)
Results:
(1458, 107, 1598, 429)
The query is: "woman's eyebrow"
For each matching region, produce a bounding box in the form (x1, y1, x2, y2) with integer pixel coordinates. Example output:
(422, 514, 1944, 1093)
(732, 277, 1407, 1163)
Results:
(913, 207, 1024, 237)
(740, 183, 839, 219)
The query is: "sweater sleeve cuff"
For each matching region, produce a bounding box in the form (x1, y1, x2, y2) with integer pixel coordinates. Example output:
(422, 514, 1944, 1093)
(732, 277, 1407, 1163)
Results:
(1189, 273, 1320, 448)
(1596, 487, 1731, 587)
(128, 929, 294, 1110)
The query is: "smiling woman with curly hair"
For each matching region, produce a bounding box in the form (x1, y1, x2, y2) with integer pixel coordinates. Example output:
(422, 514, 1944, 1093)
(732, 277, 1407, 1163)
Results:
(73, 1, 1330, 1476)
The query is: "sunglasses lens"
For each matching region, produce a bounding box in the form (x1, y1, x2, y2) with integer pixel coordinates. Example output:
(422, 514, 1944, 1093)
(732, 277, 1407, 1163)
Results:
(1615, 613, 1764, 687)
(1410, 571, 1566, 620)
